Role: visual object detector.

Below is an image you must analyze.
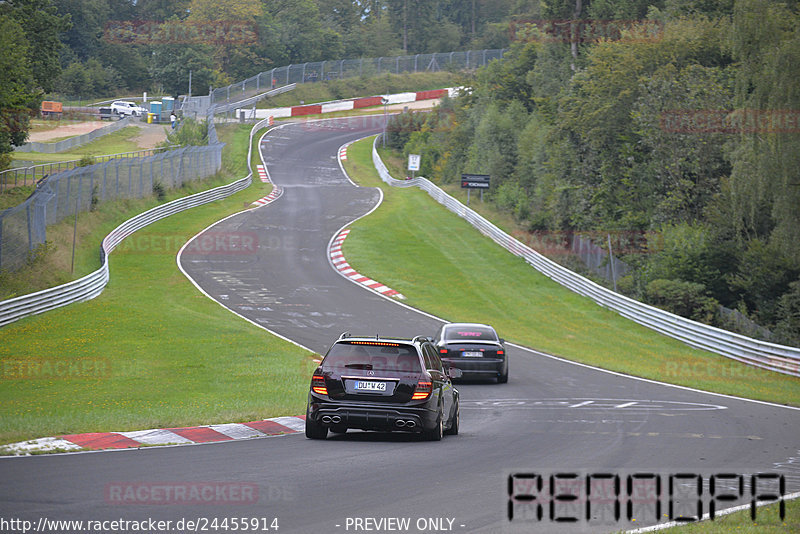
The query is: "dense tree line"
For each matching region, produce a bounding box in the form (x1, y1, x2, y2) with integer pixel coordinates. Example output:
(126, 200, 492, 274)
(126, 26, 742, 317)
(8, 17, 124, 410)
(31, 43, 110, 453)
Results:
(0, 0, 69, 170)
(387, 0, 800, 346)
(1, 0, 542, 167)
(48, 0, 540, 98)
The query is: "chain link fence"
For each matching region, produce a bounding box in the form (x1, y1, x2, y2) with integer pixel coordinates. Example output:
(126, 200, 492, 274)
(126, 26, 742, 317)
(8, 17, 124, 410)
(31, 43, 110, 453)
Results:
(0, 144, 223, 272)
(1, 147, 180, 192)
(570, 234, 630, 284)
(196, 49, 505, 114)
(14, 116, 134, 154)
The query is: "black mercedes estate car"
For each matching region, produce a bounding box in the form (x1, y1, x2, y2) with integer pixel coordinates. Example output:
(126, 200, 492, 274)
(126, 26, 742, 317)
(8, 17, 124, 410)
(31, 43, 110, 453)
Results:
(305, 333, 461, 440)
(435, 323, 508, 383)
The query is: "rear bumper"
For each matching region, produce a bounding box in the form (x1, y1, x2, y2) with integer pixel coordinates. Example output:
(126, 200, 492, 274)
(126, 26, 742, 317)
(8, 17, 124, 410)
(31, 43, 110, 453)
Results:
(307, 400, 438, 432)
(443, 357, 505, 376)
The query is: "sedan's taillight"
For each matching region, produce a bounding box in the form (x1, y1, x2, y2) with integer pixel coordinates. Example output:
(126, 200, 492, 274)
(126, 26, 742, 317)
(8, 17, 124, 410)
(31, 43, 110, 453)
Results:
(439, 349, 447, 354)
(497, 350, 504, 355)
(311, 374, 327, 395)
(412, 380, 432, 400)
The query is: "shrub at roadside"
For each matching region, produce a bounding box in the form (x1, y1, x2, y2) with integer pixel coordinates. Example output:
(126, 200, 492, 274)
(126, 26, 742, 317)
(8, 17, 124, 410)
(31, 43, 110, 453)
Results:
(646, 279, 719, 324)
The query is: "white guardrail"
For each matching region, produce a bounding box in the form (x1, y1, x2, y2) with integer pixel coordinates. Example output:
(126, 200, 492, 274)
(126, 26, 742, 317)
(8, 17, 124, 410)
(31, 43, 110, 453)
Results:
(371, 136, 800, 377)
(0, 117, 272, 328)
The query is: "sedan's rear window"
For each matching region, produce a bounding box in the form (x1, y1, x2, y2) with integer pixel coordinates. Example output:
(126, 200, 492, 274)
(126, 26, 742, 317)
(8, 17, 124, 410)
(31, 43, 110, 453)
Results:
(324, 343, 421, 372)
(443, 325, 498, 341)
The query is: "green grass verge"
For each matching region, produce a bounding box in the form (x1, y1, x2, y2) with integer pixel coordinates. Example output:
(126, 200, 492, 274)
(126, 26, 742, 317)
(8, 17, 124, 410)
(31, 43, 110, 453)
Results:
(0, 124, 316, 446)
(658, 498, 798, 532)
(260, 71, 459, 108)
(341, 136, 800, 406)
(2, 125, 240, 301)
(11, 125, 158, 164)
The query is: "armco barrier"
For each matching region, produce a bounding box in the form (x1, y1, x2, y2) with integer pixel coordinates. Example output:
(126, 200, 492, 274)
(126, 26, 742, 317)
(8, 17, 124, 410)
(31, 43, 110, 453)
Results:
(204, 49, 505, 113)
(240, 87, 460, 121)
(0, 117, 271, 328)
(371, 136, 800, 377)
(209, 84, 296, 117)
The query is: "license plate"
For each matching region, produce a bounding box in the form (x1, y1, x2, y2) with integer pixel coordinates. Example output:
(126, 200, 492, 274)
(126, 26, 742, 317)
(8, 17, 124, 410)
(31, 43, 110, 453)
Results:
(355, 381, 386, 392)
(462, 351, 482, 357)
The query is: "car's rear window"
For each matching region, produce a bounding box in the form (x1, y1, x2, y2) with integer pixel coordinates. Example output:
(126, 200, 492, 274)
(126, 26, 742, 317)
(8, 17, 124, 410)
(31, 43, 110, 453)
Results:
(443, 326, 498, 341)
(323, 342, 421, 372)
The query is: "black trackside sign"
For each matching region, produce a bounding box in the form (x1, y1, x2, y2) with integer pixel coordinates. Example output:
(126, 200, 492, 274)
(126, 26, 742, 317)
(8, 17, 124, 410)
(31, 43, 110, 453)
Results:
(461, 173, 490, 189)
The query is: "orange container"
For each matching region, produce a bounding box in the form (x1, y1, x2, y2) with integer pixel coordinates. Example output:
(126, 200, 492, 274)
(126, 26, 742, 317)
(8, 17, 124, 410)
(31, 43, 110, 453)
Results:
(40, 101, 63, 116)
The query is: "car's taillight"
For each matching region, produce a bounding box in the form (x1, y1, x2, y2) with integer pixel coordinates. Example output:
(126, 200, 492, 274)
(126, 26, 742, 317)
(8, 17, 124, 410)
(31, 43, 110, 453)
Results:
(497, 350, 504, 355)
(412, 380, 432, 400)
(311, 374, 327, 395)
(439, 349, 447, 354)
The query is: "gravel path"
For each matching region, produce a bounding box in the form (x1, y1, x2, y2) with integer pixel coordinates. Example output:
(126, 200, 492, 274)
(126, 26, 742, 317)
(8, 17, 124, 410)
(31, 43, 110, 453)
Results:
(132, 123, 169, 149)
(27, 121, 108, 142)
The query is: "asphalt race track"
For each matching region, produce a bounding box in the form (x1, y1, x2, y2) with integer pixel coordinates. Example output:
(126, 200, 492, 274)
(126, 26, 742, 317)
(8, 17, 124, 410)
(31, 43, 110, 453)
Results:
(1, 117, 798, 533)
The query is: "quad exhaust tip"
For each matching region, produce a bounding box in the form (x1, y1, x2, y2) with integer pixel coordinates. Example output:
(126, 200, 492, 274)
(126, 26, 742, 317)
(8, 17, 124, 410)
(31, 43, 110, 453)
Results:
(395, 419, 416, 428)
(321, 415, 341, 424)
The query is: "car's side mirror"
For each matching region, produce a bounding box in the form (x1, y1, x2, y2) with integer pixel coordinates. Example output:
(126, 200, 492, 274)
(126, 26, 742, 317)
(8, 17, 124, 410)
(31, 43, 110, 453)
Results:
(447, 367, 463, 379)
(499, 338, 505, 344)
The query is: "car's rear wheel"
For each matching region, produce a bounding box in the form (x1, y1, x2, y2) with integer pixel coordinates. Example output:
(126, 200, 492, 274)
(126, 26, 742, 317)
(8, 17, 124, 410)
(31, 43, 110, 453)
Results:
(498, 366, 508, 384)
(445, 402, 459, 435)
(423, 411, 443, 441)
(305, 417, 328, 439)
